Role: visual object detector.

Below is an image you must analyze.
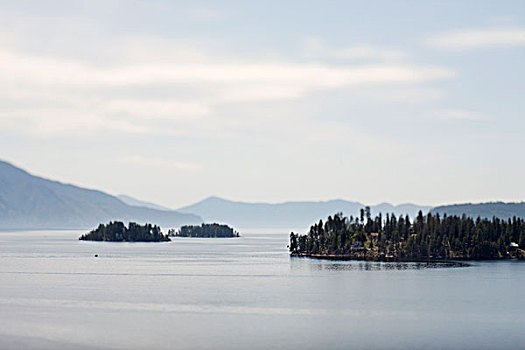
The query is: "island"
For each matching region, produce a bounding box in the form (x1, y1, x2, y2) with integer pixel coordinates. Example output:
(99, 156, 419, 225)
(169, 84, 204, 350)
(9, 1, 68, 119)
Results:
(79, 221, 170, 242)
(289, 209, 525, 261)
(168, 223, 239, 238)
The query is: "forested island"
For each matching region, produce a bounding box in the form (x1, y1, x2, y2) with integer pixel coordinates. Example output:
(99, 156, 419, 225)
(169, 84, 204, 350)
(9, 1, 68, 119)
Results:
(79, 221, 170, 242)
(168, 223, 239, 238)
(289, 209, 525, 261)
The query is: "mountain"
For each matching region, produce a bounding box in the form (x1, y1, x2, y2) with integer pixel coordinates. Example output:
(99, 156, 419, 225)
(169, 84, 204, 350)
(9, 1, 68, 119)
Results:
(431, 202, 525, 220)
(117, 194, 171, 211)
(0, 160, 202, 229)
(177, 196, 431, 229)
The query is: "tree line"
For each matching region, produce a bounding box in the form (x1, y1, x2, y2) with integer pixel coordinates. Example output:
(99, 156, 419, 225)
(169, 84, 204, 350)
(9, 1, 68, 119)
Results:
(79, 221, 170, 242)
(169, 223, 239, 238)
(289, 209, 525, 260)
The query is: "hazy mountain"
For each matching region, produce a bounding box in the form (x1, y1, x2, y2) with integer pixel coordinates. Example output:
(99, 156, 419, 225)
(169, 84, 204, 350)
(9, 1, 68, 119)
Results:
(431, 202, 525, 220)
(117, 194, 171, 211)
(178, 196, 431, 229)
(0, 160, 201, 229)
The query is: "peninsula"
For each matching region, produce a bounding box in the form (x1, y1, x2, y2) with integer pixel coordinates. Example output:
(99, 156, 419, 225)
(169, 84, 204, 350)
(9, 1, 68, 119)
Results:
(289, 209, 525, 261)
(79, 221, 170, 242)
(169, 223, 239, 238)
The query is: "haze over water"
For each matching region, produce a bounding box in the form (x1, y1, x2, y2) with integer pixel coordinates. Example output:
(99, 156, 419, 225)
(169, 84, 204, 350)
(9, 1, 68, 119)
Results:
(1, 230, 523, 349)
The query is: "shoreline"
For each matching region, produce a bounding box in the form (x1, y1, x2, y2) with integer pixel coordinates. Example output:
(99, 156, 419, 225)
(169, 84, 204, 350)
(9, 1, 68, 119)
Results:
(290, 252, 523, 263)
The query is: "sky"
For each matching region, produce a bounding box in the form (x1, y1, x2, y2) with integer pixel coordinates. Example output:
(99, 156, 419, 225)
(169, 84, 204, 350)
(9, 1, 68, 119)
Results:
(1, 0, 525, 208)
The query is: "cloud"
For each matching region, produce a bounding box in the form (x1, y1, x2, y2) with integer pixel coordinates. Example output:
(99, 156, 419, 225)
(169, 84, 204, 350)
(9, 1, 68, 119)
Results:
(344, 86, 446, 103)
(103, 99, 209, 120)
(425, 27, 525, 50)
(304, 37, 408, 61)
(332, 46, 408, 61)
(119, 155, 203, 172)
(431, 109, 492, 121)
(0, 108, 150, 136)
(0, 34, 453, 136)
(0, 47, 451, 88)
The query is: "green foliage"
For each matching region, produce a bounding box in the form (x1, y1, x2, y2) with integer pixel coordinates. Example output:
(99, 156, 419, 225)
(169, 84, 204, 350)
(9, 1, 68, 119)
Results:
(289, 211, 525, 260)
(171, 223, 239, 238)
(79, 221, 170, 242)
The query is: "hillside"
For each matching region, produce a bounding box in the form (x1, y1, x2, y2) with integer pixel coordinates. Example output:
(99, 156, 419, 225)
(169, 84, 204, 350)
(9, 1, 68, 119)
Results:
(178, 196, 431, 229)
(117, 194, 172, 211)
(0, 160, 201, 229)
(431, 202, 525, 220)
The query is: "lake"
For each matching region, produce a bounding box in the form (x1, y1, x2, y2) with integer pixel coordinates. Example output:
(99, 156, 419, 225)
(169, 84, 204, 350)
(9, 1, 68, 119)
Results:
(0, 229, 524, 349)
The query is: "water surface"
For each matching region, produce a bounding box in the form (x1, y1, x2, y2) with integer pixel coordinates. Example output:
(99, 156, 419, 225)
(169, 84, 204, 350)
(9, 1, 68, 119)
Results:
(0, 230, 523, 349)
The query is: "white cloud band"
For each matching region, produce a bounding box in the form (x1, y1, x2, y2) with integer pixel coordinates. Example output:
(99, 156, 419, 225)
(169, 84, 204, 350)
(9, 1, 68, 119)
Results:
(426, 28, 525, 51)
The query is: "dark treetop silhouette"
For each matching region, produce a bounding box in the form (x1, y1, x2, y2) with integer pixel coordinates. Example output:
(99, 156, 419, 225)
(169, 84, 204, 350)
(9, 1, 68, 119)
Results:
(79, 221, 170, 242)
(289, 208, 525, 261)
(169, 223, 239, 238)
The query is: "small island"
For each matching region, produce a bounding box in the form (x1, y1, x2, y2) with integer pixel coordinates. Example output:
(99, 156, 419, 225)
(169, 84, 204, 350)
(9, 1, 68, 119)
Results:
(79, 221, 170, 242)
(168, 223, 239, 238)
(289, 209, 525, 261)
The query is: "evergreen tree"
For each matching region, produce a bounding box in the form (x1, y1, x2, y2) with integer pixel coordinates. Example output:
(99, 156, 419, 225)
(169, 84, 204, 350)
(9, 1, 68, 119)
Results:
(289, 210, 525, 260)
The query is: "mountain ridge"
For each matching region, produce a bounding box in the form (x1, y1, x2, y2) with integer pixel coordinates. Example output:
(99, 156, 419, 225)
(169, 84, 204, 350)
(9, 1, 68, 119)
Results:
(177, 196, 432, 229)
(3, 159, 525, 230)
(179, 197, 525, 229)
(117, 194, 172, 211)
(431, 201, 525, 220)
(0, 160, 201, 229)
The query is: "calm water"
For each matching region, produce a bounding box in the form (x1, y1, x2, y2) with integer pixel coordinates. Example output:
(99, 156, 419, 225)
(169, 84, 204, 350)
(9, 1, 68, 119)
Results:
(0, 229, 524, 350)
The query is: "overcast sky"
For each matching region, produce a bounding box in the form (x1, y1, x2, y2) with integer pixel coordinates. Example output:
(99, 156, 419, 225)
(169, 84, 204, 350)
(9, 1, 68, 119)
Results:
(1, 0, 524, 208)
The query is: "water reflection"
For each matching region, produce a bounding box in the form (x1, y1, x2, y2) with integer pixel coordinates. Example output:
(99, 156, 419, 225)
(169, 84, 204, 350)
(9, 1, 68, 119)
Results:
(292, 259, 470, 272)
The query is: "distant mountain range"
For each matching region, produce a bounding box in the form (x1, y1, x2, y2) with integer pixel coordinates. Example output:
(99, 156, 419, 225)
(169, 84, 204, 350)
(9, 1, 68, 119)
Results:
(177, 196, 432, 229)
(2, 159, 524, 230)
(117, 194, 171, 211)
(431, 202, 525, 220)
(179, 197, 525, 229)
(0, 160, 201, 229)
